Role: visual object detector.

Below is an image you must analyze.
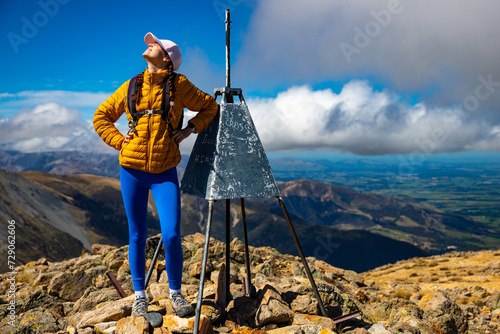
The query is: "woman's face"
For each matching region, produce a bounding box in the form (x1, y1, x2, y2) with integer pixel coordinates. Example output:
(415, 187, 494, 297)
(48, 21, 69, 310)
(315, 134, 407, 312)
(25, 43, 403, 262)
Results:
(143, 43, 168, 62)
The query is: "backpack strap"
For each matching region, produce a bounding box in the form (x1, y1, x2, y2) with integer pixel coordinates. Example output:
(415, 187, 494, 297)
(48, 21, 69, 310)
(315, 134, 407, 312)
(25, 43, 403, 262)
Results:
(127, 75, 140, 135)
(161, 73, 182, 132)
(127, 73, 180, 136)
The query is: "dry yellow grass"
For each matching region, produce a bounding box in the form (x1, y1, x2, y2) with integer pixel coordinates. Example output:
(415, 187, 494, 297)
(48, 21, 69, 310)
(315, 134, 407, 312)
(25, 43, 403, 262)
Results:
(362, 249, 500, 293)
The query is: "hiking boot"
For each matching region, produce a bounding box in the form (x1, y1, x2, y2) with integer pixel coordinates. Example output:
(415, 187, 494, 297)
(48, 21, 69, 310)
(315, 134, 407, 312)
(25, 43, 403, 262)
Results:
(132, 297, 149, 317)
(170, 293, 194, 317)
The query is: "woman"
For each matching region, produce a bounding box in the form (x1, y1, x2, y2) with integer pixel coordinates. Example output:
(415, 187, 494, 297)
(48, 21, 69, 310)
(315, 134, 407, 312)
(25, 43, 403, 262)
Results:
(93, 32, 218, 318)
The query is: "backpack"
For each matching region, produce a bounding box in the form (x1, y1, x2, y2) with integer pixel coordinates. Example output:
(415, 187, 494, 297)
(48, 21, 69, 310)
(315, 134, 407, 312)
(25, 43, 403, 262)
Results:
(126, 72, 182, 135)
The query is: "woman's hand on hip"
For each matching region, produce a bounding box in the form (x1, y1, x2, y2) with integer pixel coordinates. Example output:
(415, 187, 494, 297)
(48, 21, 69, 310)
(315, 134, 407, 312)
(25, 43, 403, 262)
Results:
(171, 127, 192, 144)
(121, 130, 135, 148)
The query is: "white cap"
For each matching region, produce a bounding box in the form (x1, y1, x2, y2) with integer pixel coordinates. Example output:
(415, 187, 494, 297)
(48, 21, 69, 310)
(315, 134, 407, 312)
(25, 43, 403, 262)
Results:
(144, 32, 182, 71)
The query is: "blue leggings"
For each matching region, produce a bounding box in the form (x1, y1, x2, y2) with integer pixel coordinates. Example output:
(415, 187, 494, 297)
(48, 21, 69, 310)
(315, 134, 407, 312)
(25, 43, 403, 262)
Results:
(120, 166, 183, 292)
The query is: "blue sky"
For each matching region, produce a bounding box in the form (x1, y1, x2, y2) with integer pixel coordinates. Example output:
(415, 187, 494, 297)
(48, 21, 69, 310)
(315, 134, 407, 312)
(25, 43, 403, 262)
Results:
(1, 0, 499, 157)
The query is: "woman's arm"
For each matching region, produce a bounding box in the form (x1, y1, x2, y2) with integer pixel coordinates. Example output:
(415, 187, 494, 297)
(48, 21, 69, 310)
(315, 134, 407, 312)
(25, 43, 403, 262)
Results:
(93, 81, 130, 150)
(175, 74, 219, 134)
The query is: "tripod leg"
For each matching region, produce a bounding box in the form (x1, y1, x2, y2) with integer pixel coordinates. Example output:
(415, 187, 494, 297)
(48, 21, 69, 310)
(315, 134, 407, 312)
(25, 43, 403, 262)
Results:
(240, 198, 253, 297)
(193, 200, 215, 334)
(225, 199, 231, 305)
(277, 196, 328, 317)
(145, 235, 163, 289)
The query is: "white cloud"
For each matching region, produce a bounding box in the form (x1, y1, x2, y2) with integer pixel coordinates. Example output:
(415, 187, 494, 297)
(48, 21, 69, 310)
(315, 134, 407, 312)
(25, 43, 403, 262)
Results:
(0, 90, 111, 109)
(0, 90, 112, 120)
(248, 81, 500, 155)
(2, 82, 498, 156)
(237, 0, 500, 109)
(0, 102, 115, 153)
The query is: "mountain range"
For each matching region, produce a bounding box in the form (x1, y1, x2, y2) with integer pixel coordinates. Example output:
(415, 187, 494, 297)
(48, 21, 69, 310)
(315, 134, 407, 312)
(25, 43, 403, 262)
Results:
(1, 163, 492, 274)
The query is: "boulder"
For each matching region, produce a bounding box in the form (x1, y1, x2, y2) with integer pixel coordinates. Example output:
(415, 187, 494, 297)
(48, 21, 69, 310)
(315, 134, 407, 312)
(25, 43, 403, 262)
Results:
(162, 314, 212, 334)
(255, 285, 295, 326)
(292, 313, 336, 331)
(290, 294, 319, 315)
(77, 298, 132, 329)
(418, 292, 468, 334)
(48, 269, 94, 302)
(0, 309, 67, 333)
(226, 295, 258, 326)
(72, 287, 121, 313)
(116, 315, 149, 334)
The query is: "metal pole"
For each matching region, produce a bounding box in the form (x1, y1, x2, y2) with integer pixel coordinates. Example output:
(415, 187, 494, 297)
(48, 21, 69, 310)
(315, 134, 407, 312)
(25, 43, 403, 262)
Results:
(106, 272, 127, 298)
(240, 198, 253, 297)
(145, 236, 163, 288)
(225, 9, 231, 88)
(225, 199, 231, 305)
(277, 196, 328, 317)
(193, 200, 216, 334)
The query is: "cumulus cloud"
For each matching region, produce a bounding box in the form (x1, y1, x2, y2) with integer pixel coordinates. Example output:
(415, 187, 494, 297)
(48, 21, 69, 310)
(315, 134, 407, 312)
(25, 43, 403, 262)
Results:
(0, 90, 112, 120)
(248, 81, 500, 155)
(236, 0, 500, 109)
(3, 82, 498, 156)
(0, 102, 115, 153)
(0, 100, 207, 155)
(0, 91, 111, 108)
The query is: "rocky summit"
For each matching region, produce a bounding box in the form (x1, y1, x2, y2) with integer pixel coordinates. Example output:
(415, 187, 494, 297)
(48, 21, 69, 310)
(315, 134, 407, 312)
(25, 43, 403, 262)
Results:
(0, 233, 499, 334)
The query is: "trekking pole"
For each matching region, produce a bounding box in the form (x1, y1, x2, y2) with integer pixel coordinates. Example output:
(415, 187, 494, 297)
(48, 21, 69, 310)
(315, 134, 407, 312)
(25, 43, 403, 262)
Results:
(145, 235, 163, 288)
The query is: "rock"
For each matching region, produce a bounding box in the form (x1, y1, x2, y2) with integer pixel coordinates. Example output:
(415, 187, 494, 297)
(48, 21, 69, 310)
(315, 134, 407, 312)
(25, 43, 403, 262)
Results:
(290, 294, 319, 315)
(188, 260, 214, 277)
(153, 327, 173, 334)
(76, 327, 94, 334)
(0, 308, 67, 333)
(16, 268, 42, 286)
(267, 324, 333, 334)
(85, 265, 109, 281)
(226, 296, 258, 325)
(200, 300, 222, 323)
(387, 300, 423, 324)
(344, 328, 370, 334)
(73, 254, 103, 271)
(365, 323, 391, 333)
(392, 318, 435, 334)
(485, 291, 500, 310)
(418, 292, 468, 333)
(363, 299, 413, 324)
(292, 313, 336, 331)
(149, 283, 171, 301)
(72, 288, 121, 313)
(2, 234, 499, 334)
(116, 315, 149, 334)
(95, 320, 117, 333)
(103, 247, 127, 271)
(255, 285, 295, 326)
(162, 314, 213, 334)
(93, 244, 117, 255)
(48, 269, 94, 302)
(77, 298, 132, 329)
(33, 272, 58, 288)
(19, 289, 65, 316)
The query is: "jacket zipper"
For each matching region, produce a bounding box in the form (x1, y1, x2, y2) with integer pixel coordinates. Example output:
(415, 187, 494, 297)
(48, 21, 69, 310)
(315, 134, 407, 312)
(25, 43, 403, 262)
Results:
(145, 74, 155, 172)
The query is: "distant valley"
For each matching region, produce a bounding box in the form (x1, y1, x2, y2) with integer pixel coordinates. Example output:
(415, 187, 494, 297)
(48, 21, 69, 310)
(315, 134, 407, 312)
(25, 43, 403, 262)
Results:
(1, 150, 499, 274)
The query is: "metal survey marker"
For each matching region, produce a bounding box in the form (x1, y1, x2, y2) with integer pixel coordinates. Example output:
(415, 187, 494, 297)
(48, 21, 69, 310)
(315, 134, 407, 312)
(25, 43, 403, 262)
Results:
(180, 101, 280, 199)
(177, 10, 329, 333)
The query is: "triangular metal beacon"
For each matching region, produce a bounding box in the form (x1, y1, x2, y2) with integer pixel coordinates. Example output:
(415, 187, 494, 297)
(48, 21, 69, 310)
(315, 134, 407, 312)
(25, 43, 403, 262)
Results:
(179, 9, 330, 334)
(180, 96, 280, 199)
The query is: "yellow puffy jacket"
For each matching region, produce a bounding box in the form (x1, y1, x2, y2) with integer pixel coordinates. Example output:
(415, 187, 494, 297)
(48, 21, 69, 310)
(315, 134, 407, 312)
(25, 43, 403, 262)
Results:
(93, 68, 218, 174)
